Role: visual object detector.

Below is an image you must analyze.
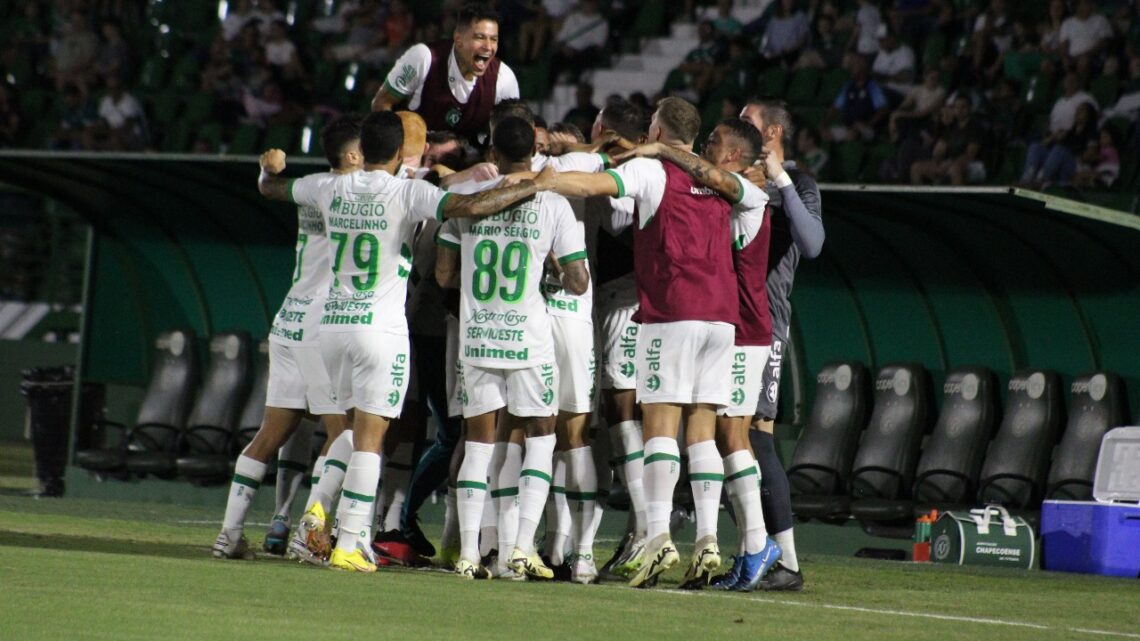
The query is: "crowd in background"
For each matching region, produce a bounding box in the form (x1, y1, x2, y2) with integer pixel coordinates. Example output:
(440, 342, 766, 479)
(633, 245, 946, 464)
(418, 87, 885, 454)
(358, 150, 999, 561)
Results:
(0, 0, 1138, 192)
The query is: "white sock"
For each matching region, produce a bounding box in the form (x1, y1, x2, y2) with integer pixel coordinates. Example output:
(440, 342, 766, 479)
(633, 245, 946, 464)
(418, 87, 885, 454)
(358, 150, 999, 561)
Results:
(550, 452, 571, 564)
(617, 420, 647, 537)
(687, 440, 724, 542)
(774, 529, 799, 572)
(309, 430, 353, 514)
(726, 481, 745, 555)
(725, 450, 767, 554)
(567, 446, 598, 559)
(308, 455, 326, 494)
(514, 433, 556, 555)
(457, 441, 493, 563)
(643, 437, 680, 541)
(222, 455, 267, 535)
(494, 442, 522, 564)
(380, 442, 414, 532)
(334, 451, 381, 553)
(478, 437, 506, 554)
(441, 487, 459, 551)
(273, 422, 313, 526)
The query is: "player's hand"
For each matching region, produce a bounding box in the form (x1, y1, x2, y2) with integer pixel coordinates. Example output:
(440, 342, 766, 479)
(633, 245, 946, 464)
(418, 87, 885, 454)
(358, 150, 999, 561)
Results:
(612, 142, 662, 164)
(260, 149, 286, 174)
(588, 130, 619, 152)
(468, 162, 499, 182)
(502, 170, 537, 186)
(534, 165, 559, 191)
(546, 131, 579, 156)
(743, 160, 767, 187)
(759, 148, 784, 183)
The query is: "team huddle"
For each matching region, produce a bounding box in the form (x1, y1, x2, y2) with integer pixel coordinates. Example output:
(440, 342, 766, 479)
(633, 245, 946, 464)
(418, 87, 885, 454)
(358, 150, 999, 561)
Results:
(212, 3, 823, 594)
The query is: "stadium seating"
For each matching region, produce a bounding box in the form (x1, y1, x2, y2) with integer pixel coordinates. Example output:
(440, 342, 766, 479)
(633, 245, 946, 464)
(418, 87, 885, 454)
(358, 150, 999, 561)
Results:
(1045, 372, 1129, 500)
(847, 364, 932, 534)
(788, 361, 871, 522)
(175, 332, 253, 484)
(75, 329, 199, 474)
(977, 370, 1065, 510)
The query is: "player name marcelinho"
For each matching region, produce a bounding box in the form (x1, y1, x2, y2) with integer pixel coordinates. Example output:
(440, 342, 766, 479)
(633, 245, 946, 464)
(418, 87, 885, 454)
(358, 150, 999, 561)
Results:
(328, 216, 388, 231)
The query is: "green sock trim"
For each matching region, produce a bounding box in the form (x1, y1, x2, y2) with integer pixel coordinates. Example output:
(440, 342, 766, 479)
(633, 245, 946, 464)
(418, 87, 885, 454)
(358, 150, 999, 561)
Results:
(689, 472, 725, 482)
(566, 491, 598, 501)
(310, 475, 320, 485)
(616, 450, 644, 464)
(644, 452, 681, 465)
(551, 485, 566, 494)
(342, 490, 374, 502)
(521, 469, 553, 483)
(726, 467, 759, 482)
(490, 487, 519, 498)
(277, 460, 308, 472)
(325, 459, 348, 472)
(232, 473, 261, 489)
(457, 480, 487, 491)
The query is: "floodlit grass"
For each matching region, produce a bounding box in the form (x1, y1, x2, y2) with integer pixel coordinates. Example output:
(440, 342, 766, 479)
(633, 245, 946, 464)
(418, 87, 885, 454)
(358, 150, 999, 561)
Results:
(1, 495, 1138, 641)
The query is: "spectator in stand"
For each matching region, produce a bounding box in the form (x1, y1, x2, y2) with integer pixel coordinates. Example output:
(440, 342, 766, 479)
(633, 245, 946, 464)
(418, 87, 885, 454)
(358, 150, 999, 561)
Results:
(763, 0, 811, 67)
(383, 0, 416, 60)
(51, 11, 100, 95)
(264, 19, 304, 81)
(201, 35, 247, 127)
(1048, 72, 1099, 137)
(1039, 0, 1068, 59)
(1020, 101, 1099, 188)
(7, 2, 50, 67)
(551, 0, 610, 83)
(92, 18, 131, 84)
(889, 68, 946, 139)
(223, 0, 257, 41)
(849, 0, 883, 58)
(795, 126, 829, 179)
(822, 54, 890, 141)
(563, 82, 601, 140)
(796, 13, 846, 70)
(0, 84, 22, 148)
(891, 0, 937, 44)
(92, 73, 148, 151)
(1073, 127, 1121, 188)
(1060, 0, 1114, 75)
(871, 25, 916, 102)
(250, 0, 286, 37)
(911, 95, 986, 185)
(713, 0, 744, 38)
(50, 84, 97, 151)
(1102, 54, 1140, 123)
(971, 0, 1013, 80)
(667, 20, 726, 102)
(328, 9, 385, 63)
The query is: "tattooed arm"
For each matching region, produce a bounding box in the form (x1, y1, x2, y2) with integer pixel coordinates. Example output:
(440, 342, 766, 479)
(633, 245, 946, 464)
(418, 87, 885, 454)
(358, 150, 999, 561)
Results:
(442, 178, 539, 218)
(614, 143, 748, 203)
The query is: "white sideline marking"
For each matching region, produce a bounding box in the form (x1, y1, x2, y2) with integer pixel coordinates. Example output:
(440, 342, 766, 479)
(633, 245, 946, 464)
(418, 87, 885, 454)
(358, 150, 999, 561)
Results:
(641, 587, 1140, 639)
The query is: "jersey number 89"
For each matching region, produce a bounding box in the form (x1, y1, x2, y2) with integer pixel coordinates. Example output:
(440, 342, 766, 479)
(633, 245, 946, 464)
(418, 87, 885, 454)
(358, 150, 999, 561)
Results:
(472, 240, 529, 303)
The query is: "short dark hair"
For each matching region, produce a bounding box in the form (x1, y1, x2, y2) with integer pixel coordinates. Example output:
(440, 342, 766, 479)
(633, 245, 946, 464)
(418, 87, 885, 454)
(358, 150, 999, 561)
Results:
(655, 96, 702, 144)
(600, 97, 647, 143)
(490, 99, 534, 130)
(550, 121, 585, 143)
(716, 118, 765, 165)
(533, 114, 549, 129)
(360, 111, 404, 164)
(426, 130, 479, 170)
(456, 2, 499, 29)
(746, 97, 795, 148)
(321, 113, 363, 170)
(493, 117, 536, 164)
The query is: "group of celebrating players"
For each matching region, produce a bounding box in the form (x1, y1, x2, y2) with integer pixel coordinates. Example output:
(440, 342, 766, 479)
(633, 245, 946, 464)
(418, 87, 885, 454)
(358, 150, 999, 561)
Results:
(211, 3, 823, 594)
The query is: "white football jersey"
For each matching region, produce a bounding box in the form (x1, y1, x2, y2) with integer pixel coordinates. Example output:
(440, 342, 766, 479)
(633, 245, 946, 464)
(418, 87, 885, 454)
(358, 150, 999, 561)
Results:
(270, 171, 336, 346)
(290, 169, 448, 335)
(439, 178, 586, 369)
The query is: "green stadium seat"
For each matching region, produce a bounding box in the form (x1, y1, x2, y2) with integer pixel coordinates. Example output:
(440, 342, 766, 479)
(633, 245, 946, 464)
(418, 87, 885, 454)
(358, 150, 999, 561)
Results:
(182, 94, 214, 125)
(830, 140, 865, 182)
(862, 143, 895, 183)
(196, 122, 224, 152)
(755, 66, 788, 98)
(630, 1, 666, 39)
(229, 124, 262, 155)
(796, 106, 828, 130)
(1089, 76, 1119, 109)
(786, 68, 820, 105)
(814, 69, 849, 107)
(148, 93, 181, 125)
(167, 54, 201, 93)
(137, 57, 169, 93)
(517, 58, 551, 101)
(264, 124, 298, 154)
(161, 119, 193, 153)
(921, 34, 946, 75)
(996, 145, 1027, 185)
(18, 89, 48, 119)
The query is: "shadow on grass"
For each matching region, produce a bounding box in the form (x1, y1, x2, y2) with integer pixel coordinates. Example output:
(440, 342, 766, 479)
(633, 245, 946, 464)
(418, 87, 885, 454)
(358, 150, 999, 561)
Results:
(0, 529, 207, 560)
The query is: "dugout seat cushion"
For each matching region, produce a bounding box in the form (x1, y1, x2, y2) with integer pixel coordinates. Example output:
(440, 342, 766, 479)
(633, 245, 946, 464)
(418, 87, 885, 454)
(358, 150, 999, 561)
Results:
(1046, 372, 1128, 500)
(176, 332, 253, 482)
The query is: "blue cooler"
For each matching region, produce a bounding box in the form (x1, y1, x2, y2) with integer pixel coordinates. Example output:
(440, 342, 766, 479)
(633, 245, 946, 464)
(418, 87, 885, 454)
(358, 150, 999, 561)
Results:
(1040, 427, 1140, 578)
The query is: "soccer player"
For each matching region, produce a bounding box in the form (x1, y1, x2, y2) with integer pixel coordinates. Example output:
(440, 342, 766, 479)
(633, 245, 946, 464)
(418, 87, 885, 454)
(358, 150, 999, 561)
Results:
(435, 117, 590, 580)
(538, 98, 768, 588)
(616, 119, 785, 591)
(372, 2, 519, 144)
(741, 98, 824, 591)
(258, 111, 551, 572)
(212, 115, 361, 561)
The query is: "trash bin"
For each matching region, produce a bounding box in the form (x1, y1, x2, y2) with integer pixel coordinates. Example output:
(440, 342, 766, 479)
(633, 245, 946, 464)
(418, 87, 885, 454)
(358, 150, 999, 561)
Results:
(20, 366, 104, 497)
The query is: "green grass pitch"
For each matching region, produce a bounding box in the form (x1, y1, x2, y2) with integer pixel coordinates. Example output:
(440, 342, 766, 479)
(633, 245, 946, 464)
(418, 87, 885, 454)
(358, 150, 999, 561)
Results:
(1, 494, 1138, 641)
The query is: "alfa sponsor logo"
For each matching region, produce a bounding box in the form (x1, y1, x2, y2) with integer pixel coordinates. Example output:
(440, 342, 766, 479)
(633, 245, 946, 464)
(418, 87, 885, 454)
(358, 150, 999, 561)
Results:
(731, 388, 745, 406)
(620, 361, 635, 378)
(646, 374, 661, 392)
(542, 364, 555, 405)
